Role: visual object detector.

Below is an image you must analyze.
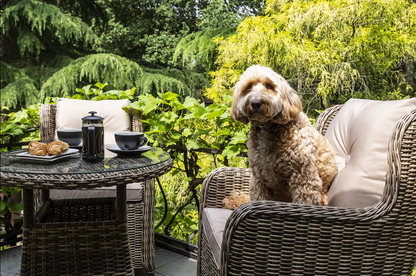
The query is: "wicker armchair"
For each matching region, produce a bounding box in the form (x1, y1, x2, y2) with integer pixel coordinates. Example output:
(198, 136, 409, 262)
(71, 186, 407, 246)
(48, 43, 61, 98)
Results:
(39, 101, 156, 275)
(197, 101, 416, 276)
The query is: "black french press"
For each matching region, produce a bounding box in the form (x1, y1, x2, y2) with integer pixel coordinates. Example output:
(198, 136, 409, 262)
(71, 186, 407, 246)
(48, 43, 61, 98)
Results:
(81, 111, 104, 162)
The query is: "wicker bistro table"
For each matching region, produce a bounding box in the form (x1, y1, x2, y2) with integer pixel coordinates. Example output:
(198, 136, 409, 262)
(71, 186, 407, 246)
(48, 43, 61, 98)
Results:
(0, 148, 173, 276)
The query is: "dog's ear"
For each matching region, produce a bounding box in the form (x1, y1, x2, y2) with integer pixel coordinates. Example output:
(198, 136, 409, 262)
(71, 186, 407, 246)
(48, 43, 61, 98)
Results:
(230, 84, 249, 125)
(273, 82, 302, 124)
(231, 99, 249, 125)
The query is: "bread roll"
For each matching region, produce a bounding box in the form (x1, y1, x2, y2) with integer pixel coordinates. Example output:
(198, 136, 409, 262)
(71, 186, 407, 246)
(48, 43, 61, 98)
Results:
(29, 142, 48, 156)
(49, 141, 69, 150)
(47, 143, 64, 155)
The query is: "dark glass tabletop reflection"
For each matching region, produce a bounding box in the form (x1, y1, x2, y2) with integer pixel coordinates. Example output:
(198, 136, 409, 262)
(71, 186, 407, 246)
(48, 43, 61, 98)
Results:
(0, 147, 170, 175)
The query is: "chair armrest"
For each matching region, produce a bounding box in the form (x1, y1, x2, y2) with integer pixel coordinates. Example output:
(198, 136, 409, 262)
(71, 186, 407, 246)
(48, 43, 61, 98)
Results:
(200, 167, 250, 209)
(315, 104, 342, 135)
(219, 200, 402, 275)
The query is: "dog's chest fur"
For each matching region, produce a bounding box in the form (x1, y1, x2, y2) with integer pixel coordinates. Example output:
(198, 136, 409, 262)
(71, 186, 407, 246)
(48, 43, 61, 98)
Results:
(247, 119, 317, 201)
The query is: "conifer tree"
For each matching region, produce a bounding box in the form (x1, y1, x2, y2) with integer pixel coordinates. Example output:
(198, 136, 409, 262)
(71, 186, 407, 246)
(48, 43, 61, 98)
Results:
(0, 0, 211, 109)
(173, 0, 264, 72)
(1, 0, 104, 108)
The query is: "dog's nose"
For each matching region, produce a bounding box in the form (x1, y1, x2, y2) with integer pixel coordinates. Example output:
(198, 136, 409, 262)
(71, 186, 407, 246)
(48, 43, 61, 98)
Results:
(251, 100, 262, 110)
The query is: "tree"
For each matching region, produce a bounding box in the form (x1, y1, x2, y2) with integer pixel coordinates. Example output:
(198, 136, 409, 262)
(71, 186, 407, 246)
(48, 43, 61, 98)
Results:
(0, 0, 104, 108)
(205, 0, 416, 114)
(173, 0, 265, 73)
(0, 0, 267, 110)
(0, 0, 211, 109)
(97, 0, 209, 66)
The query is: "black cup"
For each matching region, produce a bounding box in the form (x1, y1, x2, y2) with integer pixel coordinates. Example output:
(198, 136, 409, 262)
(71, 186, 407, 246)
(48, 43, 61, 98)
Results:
(115, 132, 148, 150)
(57, 129, 82, 146)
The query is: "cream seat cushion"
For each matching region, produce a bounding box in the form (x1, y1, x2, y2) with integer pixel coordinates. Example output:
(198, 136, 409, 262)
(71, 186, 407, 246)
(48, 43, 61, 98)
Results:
(55, 98, 131, 145)
(325, 98, 416, 208)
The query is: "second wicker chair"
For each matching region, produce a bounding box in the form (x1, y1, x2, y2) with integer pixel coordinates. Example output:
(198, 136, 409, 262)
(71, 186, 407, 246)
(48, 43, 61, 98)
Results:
(198, 98, 416, 276)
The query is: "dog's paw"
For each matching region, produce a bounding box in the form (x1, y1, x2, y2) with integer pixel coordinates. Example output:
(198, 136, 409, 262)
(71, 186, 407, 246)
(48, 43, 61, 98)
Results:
(222, 191, 249, 210)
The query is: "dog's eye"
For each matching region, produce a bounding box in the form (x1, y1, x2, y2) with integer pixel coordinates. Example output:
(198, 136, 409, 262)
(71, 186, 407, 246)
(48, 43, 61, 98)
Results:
(266, 84, 274, 90)
(247, 84, 252, 91)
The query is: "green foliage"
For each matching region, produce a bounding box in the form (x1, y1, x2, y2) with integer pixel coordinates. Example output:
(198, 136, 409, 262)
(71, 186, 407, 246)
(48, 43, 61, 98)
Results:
(129, 92, 248, 239)
(0, 186, 23, 236)
(141, 27, 190, 67)
(0, 103, 41, 145)
(40, 54, 142, 99)
(39, 54, 210, 101)
(207, 0, 416, 113)
(1, 0, 99, 56)
(174, 27, 237, 72)
(129, 91, 249, 239)
(97, 0, 264, 66)
(174, 0, 265, 72)
(129, 92, 248, 158)
(73, 83, 136, 101)
(0, 61, 60, 109)
(197, 0, 264, 30)
(137, 67, 210, 99)
(96, 0, 206, 65)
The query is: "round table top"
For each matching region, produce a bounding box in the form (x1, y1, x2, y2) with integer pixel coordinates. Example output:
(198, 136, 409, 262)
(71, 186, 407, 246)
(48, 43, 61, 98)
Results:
(0, 147, 173, 189)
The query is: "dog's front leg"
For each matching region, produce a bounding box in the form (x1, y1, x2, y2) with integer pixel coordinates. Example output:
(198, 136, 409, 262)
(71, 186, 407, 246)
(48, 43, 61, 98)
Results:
(249, 175, 275, 201)
(288, 166, 325, 206)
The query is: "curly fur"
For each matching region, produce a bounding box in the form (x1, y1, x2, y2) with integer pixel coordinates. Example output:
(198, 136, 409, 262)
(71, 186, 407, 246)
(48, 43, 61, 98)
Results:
(222, 190, 250, 210)
(223, 65, 337, 210)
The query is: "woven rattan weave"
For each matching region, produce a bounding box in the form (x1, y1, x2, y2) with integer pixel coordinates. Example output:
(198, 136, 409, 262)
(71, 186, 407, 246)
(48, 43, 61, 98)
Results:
(197, 105, 416, 276)
(37, 102, 156, 275)
(0, 148, 173, 276)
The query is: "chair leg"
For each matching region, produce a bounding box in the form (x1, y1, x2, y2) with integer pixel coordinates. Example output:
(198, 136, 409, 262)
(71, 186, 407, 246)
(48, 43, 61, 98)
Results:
(143, 179, 156, 275)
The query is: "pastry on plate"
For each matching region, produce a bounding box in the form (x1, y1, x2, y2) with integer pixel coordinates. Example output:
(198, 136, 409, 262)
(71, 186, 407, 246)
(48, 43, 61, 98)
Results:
(49, 141, 69, 150)
(28, 141, 48, 156)
(47, 143, 64, 155)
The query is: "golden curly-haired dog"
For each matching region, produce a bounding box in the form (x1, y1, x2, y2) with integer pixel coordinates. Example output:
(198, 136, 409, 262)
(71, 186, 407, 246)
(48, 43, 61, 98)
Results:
(222, 65, 337, 209)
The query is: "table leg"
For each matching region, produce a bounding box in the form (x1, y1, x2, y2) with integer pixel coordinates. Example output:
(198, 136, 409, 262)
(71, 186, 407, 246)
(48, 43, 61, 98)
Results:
(22, 189, 33, 227)
(116, 184, 127, 222)
(40, 189, 50, 202)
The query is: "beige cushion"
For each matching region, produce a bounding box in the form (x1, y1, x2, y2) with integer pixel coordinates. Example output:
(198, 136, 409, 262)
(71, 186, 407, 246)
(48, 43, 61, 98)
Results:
(50, 183, 143, 202)
(55, 98, 131, 145)
(326, 98, 416, 208)
(201, 208, 233, 269)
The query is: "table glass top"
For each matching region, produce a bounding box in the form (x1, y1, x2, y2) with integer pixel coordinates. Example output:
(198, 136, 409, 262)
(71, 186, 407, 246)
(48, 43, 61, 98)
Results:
(0, 147, 170, 175)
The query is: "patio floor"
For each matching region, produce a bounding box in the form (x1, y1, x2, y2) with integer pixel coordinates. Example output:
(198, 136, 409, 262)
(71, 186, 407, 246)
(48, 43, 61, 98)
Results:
(0, 245, 197, 276)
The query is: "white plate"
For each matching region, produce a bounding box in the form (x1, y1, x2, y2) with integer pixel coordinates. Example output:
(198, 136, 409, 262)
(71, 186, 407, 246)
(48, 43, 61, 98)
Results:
(106, 145, 152, 156)
(16, 148, 80, 160)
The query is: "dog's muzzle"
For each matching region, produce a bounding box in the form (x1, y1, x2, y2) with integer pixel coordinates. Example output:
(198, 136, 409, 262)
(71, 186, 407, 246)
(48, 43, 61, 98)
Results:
(251, 99, 262, 110)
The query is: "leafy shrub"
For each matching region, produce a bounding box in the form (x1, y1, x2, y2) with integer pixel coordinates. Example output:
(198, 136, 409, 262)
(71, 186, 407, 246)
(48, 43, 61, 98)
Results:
(128, 91, 248, 240)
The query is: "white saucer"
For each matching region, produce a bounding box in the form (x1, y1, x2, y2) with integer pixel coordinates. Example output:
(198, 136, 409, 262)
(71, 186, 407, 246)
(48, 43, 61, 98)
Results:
(106, 145, 152, 156)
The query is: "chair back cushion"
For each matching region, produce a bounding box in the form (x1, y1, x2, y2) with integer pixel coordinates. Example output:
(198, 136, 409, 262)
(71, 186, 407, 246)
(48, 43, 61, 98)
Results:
(55, 98, 131, 145)
(325, 98, 416, 208)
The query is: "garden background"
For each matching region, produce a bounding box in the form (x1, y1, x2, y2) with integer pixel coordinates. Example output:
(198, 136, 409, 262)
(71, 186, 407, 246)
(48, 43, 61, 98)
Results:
(1, 0, 416, 271)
